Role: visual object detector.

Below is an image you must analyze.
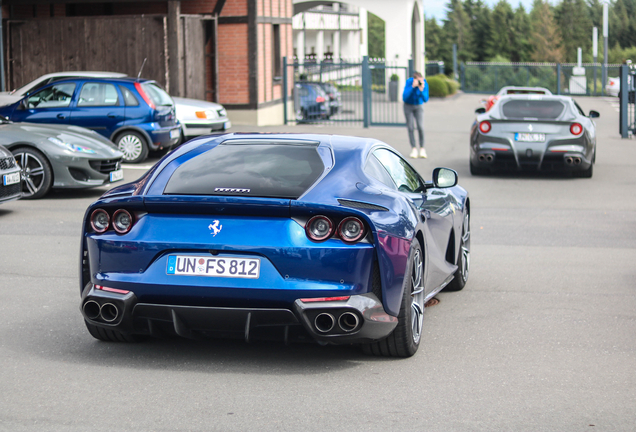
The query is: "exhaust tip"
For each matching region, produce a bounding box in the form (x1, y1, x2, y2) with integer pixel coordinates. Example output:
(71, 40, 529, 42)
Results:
(485, 154, 494, 162)
(314, 313, 335, 333)
(100, 303, 119, 323)
(574, 157, 582, 165)
(338, 312, 360, 332)
(83, 300, 101, 320)
(478, 155, 486, 161)
(565, 157, 573, 165)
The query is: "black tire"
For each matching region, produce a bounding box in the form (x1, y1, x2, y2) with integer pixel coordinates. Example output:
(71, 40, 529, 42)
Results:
(470, 160, 489, 176)
(115, 131, 149, 164)
(574, 163, 593, 178)
(446, 211, 470, 291)
(362, 241, 424, 358)
(84, 320, 144, 343)
(11, 146, 53, 199)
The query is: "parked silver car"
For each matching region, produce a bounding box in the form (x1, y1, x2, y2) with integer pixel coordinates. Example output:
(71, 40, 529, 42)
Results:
(0, 116, 124, 199)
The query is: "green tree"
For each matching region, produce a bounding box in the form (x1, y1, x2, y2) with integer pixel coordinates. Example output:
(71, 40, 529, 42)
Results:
(488, 0, 515, 61)
(443, 0, 474, 62)
(510, 5, 533, 62)
(425, 17, 443, 60)
(530, 0, 564, 62)
(367, 12, 385, 59)
(464, 0, 492, 61)
(555, 0, 593, 62)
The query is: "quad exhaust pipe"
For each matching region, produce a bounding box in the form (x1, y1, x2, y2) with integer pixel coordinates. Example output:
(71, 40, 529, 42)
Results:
(313, 311, 361, 334)
(83, 300, 120, 323)
(565, 156, 582, 165)
(478, 154, 494, 163)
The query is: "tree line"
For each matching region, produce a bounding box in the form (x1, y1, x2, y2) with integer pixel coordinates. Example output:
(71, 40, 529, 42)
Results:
(425, 0, 636, 66)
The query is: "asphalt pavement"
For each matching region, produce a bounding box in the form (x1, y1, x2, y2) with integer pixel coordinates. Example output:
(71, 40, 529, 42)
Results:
(0, 93, 634, 431)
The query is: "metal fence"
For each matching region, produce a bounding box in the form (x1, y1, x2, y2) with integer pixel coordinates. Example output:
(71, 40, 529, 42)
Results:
(461, 62, 623, 96)
(619, 64, 635, 138)
(283, 56, 410, 127)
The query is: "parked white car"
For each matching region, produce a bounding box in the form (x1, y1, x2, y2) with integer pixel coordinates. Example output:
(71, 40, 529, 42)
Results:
(605, 77, 620, 97)
(0, 71, 231, 142)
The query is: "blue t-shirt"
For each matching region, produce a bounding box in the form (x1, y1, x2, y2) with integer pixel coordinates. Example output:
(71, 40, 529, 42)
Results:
(402, 77, 429, 105)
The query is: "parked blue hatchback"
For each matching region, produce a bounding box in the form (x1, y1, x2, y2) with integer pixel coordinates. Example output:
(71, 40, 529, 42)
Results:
(0, 78, 180, 163)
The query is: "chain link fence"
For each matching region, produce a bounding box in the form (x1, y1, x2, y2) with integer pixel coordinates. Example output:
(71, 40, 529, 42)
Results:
(460, 62, 623, 96)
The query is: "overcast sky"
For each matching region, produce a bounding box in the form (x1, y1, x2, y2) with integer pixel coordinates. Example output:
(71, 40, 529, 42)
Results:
(424, 0, 536, 21)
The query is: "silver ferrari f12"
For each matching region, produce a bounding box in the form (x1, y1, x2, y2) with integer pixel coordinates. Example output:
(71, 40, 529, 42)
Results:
(470, 94, 599, 178)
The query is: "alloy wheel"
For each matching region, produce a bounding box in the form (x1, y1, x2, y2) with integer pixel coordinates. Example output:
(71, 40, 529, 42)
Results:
(460, 213, 471, 282)
(14, 151, 45, 197)
(118, 134, 143, 162)
(410, 249, 424, 344)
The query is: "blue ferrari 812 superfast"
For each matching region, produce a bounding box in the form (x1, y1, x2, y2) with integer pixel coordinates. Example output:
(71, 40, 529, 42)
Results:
(79, 133, 470, 357)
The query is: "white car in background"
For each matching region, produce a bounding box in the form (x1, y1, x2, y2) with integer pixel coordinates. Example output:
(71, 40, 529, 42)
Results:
(0, 71, 231, 143)
(605, 77, 620, 97)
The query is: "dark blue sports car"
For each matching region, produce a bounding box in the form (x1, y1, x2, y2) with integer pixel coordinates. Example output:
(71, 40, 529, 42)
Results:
(79, 133, 470, 357)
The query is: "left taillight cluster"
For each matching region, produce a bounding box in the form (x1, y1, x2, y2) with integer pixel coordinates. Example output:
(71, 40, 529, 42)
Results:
(90, 209, 135, 234)
(306, 215, 366, 243)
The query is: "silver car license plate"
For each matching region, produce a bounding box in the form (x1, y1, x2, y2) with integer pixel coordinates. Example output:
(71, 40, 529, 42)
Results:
(515, 133, 545, 142)
(110, 169, 124, 182)
(3, 172, 20, 186)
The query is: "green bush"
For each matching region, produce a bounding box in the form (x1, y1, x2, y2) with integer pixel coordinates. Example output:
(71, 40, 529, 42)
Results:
(427, 76, 448, 97)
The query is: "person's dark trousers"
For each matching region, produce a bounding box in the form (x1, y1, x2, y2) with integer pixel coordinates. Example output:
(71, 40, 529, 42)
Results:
(403, 103, 425, 148)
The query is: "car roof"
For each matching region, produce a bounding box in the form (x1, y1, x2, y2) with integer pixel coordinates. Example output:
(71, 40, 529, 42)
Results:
(38, 71, 128, 79)
(497, 86, 553, 95)
(45, 76, 153, 85)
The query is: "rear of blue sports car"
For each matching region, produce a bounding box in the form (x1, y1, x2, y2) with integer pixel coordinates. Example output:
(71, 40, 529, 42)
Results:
(80, 137, 397, 345)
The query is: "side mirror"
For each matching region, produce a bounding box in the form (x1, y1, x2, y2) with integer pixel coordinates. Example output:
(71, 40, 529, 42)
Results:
(475, 107, 486, 114)
(589, 110, 600, 118)
(432, 167, 458, 188)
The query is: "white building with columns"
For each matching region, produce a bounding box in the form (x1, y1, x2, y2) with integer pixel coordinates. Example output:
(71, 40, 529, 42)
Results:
(292, 0, 424, 73)
(293, 3, 367, 62)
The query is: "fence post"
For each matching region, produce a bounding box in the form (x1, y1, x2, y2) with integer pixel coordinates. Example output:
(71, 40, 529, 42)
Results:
(452, 44, 458, 80)
(494, 66, 498, 93)
(282, 57, 288, 125)
(594, 63, 598, 96)
(362, 56, 370, 128)
(620, 64, 628, 138)
(460, 62, 465, 90)
(556, 63, 561, 95)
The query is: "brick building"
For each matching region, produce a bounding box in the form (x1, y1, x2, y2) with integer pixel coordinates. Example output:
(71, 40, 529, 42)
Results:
(1, 0, 294, 125)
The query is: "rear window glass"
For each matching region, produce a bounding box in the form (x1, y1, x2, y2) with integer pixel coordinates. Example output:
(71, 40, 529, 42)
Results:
(141, 83, 173, 106)
(164, 143, 325, 199)
(502, 100, 565, 119)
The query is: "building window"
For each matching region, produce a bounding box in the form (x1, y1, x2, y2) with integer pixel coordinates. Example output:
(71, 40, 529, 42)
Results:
(273, 24, 282, 79)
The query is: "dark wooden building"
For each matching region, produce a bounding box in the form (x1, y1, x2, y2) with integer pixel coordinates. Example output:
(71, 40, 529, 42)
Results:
(1, 0, 293, 125)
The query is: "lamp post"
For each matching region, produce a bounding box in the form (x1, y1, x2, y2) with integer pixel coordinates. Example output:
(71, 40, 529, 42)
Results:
(593, 27, 598, 95)
(602, 3, 608, 95)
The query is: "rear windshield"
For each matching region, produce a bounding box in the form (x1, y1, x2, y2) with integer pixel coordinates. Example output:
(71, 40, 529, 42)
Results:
(141, 83, 173, 106)
(502, 100, 565, 119)
(164, 142, 325, 199)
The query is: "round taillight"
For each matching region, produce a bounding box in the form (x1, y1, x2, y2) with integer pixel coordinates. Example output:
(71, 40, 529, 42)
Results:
(338, 217, 365, 243)
(479, 121, 492, 134)
(112, 209, 133, 234)
(306, 215, 333, 241)
(90, 209, 110, 233)
(570, 122, 583, 135)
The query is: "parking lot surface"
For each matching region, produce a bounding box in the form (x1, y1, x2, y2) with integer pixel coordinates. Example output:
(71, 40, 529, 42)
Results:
(1, 93, 634, 431)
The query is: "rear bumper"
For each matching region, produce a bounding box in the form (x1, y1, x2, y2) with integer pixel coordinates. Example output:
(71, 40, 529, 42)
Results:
(81, 284, 397, 344)
(471, 148, 593, 172)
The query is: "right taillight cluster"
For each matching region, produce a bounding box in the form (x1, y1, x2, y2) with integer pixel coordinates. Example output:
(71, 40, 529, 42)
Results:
(90, 208, 135, 234)
(479, 121, 492, 134)
(570, 122, 583, 135)
(306, 215, 366, 243)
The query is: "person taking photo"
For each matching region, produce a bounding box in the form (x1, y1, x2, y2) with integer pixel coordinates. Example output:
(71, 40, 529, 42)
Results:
(402, 71, 429, 158)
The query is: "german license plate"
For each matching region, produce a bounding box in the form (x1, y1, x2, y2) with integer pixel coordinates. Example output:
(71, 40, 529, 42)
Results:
(170, 129, 180, 139)
(109, 169, 124, 182)
(515, 133, 545, 142)
(3, 172, 20, 186)
(166, 256, 260, 279)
